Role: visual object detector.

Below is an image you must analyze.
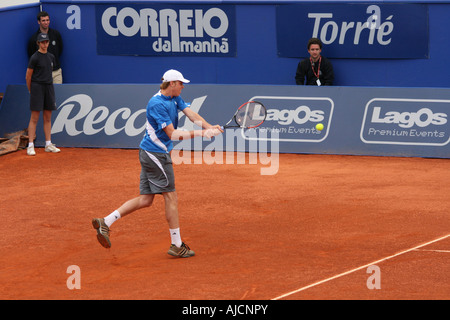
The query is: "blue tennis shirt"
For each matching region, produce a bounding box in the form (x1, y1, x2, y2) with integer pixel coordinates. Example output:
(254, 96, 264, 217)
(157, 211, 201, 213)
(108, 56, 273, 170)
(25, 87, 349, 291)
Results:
(139, 90, 189, 153)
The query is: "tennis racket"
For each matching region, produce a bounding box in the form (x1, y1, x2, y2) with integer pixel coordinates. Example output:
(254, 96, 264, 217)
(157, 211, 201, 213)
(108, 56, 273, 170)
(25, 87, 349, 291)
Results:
(221, 101, 267, 129)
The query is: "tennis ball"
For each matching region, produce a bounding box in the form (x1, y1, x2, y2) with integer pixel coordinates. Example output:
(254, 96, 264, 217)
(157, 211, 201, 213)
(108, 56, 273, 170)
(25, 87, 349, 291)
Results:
(316, 123, 324, 131)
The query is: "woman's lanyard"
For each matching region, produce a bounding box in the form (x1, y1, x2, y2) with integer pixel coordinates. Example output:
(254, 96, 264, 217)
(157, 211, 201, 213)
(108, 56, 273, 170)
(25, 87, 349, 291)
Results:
(310, 56, 322, 86)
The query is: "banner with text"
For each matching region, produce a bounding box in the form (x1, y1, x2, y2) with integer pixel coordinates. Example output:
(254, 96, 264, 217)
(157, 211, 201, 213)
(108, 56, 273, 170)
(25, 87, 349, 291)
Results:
(95, 3, 236, 56)
(0, 84, 448, 159)
(276, 3, 429, 58)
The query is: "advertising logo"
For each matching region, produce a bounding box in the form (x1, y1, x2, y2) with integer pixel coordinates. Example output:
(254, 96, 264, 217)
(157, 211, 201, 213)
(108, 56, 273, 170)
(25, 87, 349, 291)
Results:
(276, 3, 428, 59)
(51, 94, 206, 137)
(361, 98, 450, 146)
(96, 4, 236, 56)
(242, 96, 334, 143)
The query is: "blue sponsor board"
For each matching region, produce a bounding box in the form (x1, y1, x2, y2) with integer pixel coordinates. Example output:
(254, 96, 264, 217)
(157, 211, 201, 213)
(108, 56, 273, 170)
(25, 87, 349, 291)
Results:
(0, 84, 448, 159)
(361, 98, 450, 146)
(95, 3, 236, 56)
(276, 3, 429, 59)
(243, 95, 334, 143)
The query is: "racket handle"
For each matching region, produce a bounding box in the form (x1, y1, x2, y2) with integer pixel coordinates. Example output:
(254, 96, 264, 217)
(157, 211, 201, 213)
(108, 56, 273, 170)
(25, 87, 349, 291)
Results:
(220, 126, 224, 130)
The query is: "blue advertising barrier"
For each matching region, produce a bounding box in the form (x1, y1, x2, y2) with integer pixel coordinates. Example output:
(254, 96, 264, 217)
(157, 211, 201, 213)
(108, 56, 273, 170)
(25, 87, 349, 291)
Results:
(0, 84, 449, 158)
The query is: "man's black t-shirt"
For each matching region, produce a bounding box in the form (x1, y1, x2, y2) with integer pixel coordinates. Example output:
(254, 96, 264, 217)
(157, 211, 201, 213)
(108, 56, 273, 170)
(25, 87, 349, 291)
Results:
(28, 51, 55, 84)
(295, 56, 334, 86)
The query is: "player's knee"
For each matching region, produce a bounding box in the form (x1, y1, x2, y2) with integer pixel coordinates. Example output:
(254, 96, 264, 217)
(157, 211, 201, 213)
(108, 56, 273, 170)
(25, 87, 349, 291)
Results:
(140, 195, 154, 207)
(29, 112, 40, 123)
(163, 191, 178, 205)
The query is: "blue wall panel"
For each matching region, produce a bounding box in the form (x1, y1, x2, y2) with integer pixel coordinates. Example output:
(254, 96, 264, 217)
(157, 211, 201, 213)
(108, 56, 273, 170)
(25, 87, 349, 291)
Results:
(0, 4, 40, 98)
(1, 1, 450, 100)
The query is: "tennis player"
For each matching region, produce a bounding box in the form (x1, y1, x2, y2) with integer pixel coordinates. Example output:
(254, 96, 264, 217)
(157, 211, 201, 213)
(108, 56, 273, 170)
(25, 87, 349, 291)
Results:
(92, 69, 222, 258)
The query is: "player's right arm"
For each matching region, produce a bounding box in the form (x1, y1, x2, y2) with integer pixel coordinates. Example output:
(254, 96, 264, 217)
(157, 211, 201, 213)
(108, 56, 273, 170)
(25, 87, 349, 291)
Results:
(163, 123, 220, 140)
(25, 68, 33, 93)
(182, 107, 222, 132)
(163, 123, 199, 140)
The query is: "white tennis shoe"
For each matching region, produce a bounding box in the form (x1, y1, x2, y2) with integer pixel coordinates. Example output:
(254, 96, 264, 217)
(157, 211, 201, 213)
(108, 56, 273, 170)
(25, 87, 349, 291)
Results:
(27, 145, 36, 156)
(45, 144, 61, 153)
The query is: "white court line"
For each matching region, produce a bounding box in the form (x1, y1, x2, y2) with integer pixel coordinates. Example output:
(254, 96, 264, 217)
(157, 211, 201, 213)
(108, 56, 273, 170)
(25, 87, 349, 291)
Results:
(414, 249, 450, 253)
(272, 233, 450, 300)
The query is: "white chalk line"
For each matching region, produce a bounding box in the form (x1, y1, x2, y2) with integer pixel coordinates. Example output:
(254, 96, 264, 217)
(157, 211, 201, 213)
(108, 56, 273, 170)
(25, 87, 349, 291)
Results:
(272, 233, 450, 300)
(413, 249, 450, 253)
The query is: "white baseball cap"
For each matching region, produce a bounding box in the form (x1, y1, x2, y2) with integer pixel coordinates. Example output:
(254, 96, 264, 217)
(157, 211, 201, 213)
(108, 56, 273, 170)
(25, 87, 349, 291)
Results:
(162, 69, 190, 83)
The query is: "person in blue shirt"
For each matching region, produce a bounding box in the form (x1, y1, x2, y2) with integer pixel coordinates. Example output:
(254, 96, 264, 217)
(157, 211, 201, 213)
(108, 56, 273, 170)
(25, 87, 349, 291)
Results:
(92, 70, 222, 257)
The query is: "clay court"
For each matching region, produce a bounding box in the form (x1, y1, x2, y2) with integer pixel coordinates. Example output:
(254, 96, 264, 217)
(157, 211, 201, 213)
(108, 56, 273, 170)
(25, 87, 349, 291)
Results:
(0, 148, 449, 300)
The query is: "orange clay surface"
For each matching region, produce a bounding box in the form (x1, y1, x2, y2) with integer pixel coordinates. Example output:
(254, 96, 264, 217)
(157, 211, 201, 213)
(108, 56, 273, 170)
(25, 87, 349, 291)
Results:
(0, 148, 449, 300)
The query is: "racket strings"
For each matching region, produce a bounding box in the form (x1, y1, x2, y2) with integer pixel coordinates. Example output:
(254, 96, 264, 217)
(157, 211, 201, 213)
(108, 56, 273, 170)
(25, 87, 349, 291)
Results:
(235, 101, 266, 128)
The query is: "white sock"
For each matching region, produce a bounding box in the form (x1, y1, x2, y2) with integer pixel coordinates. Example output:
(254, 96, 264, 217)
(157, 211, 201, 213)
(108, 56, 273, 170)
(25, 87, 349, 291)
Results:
(104, 210, 121, 227)
(170, 228, 182, 247)
(45, 141, 52, 146)
(28, 142, 34, 148)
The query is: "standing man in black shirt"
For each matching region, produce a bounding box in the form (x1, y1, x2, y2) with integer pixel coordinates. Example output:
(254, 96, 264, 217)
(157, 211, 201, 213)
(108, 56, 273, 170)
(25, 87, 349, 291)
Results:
(295, 38, 334, 86)
(26, 33, 60, 156)
(28, 11, 63, 84)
